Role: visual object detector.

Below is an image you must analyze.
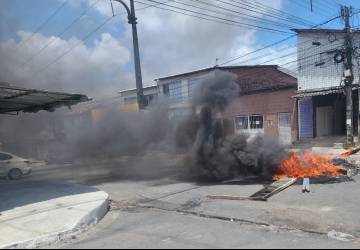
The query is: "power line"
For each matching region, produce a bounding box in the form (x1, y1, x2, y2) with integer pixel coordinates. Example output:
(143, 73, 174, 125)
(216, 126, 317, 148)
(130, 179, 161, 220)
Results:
(241, 0, 315, 26)
(218, 0, 311, 26)
(20, 0, 102, 68)
(33, 16, 115, 77)
(233, 32, 345, 66)
(227, 0, 314, 27)
(136, 0, 293, 34)
(141, 0, 294, 34)
(186, 0, 295, 30)
(16, 0, 69, 49)
(136, 0, 285, 33)
(24, 0, 175, 79)
(219, 15, 341, 65)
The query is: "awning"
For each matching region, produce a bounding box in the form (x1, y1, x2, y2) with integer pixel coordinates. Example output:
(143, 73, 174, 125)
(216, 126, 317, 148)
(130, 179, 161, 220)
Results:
(294, 86, 359, 98)
(0, 83, 90, 114)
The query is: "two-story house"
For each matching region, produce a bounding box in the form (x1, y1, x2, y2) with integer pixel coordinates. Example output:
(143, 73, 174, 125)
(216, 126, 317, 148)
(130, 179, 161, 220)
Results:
(156, 65, 298, 145)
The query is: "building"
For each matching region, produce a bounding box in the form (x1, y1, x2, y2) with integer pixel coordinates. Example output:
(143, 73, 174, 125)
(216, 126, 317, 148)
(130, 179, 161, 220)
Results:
(119, 85, 159, 110)
(156, 65, 298, 145)
(294, 29, 360, 140)
(0, 83, 90, 160)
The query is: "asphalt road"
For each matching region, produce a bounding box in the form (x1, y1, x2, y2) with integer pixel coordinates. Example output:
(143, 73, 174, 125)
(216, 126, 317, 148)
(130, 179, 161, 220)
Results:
(23, 158, 360, 249)
(53, 209, 359, 249)
(46, 177, 360, 248)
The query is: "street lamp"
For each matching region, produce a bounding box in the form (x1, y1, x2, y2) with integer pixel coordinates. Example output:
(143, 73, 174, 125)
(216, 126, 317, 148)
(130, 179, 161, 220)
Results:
(114, 0, 145, 110)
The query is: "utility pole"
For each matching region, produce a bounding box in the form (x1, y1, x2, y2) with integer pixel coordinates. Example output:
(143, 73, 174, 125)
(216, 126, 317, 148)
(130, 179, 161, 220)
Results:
(114, 0, 145, 110)
(342, 6, 355, 147)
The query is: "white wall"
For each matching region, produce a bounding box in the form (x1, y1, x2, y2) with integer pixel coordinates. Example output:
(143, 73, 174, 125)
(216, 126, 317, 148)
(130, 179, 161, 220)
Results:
(297, 32, 360, 91)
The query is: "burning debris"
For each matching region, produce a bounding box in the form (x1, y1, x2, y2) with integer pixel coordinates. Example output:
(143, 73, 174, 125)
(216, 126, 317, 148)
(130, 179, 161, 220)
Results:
(273, 151, 346, 181)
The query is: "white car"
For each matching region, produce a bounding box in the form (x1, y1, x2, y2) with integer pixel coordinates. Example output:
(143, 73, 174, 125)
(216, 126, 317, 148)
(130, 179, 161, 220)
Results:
(0, 151, 45, 180)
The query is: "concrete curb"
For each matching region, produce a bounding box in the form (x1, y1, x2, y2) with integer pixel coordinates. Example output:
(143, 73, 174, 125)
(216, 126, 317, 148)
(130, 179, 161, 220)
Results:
(0, 193, 109, 249)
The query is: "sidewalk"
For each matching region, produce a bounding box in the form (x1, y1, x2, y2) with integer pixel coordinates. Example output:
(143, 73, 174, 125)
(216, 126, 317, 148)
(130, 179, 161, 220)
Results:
(0, 180, 109, 249)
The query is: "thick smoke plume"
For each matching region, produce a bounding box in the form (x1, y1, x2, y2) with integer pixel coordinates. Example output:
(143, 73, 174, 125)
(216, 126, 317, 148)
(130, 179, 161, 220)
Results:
(179, 70, 286, 181)
(0, 70, 286, 183)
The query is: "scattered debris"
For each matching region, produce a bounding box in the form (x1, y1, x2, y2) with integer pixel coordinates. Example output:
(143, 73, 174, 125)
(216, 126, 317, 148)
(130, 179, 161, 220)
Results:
(328, 230, 355, 242)
(340, 147, 360, 158)
(332, 158, 359, 177)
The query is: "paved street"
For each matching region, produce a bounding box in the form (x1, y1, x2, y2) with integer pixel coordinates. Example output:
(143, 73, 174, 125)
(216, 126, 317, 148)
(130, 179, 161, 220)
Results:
(55, 209, 358, 249)
(24, 159, 360, 249)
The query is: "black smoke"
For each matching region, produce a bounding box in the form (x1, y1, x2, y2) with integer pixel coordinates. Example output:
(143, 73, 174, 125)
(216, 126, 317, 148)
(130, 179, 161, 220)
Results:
(0, 70, 287, 183)
(178, 70, 286, 181)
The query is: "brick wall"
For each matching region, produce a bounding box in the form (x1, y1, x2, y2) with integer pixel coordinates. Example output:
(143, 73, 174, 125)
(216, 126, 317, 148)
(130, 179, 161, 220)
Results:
(223, 88, 298, 142)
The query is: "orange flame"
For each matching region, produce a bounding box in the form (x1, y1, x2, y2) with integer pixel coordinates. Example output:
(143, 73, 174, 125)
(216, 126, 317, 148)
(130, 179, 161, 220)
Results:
(273, 151, 344, 180)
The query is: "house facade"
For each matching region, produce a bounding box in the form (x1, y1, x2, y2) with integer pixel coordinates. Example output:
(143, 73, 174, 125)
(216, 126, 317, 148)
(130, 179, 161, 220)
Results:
(119, 85, 159, 110)
(156, 65, 298, 145)
(295, 29, 360, 139)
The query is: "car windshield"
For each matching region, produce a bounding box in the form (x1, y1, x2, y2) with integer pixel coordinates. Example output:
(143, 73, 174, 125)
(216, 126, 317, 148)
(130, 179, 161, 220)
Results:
(0, 153, 13, 160)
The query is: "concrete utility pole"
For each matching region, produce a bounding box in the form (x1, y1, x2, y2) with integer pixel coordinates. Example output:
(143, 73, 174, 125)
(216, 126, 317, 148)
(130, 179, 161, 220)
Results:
(114, 0, 145, 110)
(342, 6, 355, 147)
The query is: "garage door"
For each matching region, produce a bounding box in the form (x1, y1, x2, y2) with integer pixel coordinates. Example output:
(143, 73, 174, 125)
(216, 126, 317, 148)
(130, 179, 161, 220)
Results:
(278, 113, 292, 145)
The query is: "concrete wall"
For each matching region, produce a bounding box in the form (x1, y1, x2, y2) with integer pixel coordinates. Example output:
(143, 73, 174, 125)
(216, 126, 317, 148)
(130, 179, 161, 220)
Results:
(119, 86, 159, 105)
(297, 31, 360, 91)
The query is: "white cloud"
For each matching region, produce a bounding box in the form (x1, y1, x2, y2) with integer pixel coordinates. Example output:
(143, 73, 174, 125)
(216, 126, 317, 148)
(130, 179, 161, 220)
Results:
(0, 31, 132, 99)
(1, 0, 288, 99)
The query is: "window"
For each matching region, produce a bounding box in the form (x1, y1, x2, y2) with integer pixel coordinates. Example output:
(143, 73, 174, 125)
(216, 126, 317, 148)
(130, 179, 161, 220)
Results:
(188, 79, 200, 96)
(0, 153, 12, 160)
(169, 81, 183, 102)
(249, 115, 264, 129)
(144, 94, 158, 106)
(163, 84, 170, 96)
(234, 115, 264, 131)
(235, 116, 248, 130)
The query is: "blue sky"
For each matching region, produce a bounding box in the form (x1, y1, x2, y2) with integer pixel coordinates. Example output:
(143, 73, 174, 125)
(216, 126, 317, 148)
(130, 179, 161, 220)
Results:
(1, 0, 360, 97)
(2, 0, 357, 46)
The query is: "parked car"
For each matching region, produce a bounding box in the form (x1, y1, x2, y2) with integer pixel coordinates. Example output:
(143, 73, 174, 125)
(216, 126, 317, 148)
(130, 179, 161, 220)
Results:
(0, 151, 45, 180)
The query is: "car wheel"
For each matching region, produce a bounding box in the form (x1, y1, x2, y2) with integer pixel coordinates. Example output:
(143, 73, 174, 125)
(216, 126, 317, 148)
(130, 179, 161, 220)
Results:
(8, 168, 23, 180)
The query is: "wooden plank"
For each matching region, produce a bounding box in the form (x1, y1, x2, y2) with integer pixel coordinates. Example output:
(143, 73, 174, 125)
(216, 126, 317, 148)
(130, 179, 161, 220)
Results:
(207, 178, 297, 202)
(207, 195, 267, 202)
(263, 178, 297, 199)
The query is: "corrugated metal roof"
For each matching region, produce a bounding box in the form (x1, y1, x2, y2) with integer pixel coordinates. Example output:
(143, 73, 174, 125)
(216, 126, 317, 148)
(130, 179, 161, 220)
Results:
(294, 86, 358, 98)
(0, 84, 90, 114)
(292, 29, 360, 34)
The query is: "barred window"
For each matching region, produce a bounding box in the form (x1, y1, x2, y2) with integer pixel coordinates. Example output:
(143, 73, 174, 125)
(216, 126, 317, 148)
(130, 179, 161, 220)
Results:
(249, 115, 264, 129)
(235, 115, 264, 130)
